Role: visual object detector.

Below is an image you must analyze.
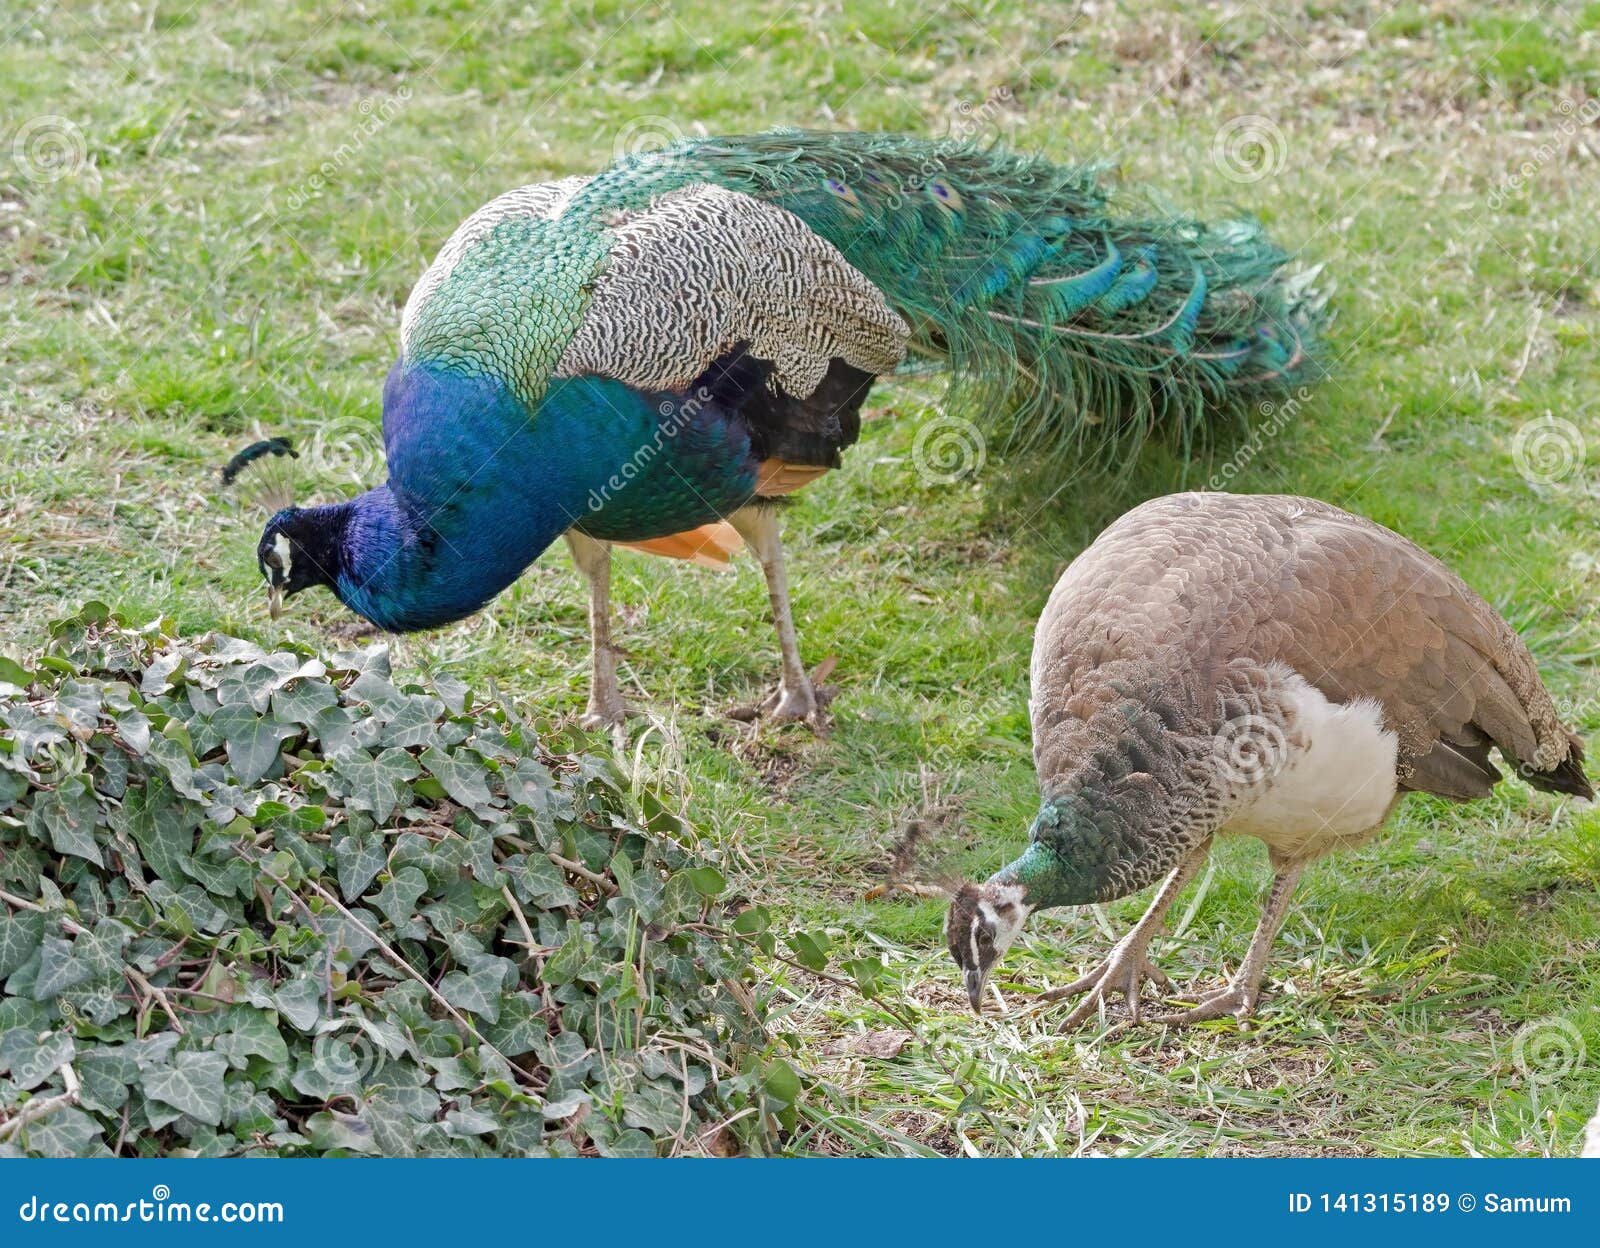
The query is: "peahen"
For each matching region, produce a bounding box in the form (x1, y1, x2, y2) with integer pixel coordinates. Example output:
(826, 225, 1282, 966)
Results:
(256, 131, 1320, 726)
(948, 493, 1592, 1025)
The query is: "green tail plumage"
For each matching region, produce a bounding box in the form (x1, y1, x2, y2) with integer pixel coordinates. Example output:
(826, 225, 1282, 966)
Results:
(599, 129, 1324, 461)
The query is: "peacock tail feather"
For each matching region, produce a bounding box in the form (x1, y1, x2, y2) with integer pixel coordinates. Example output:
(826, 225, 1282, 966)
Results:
(573, 129, 1325, 462)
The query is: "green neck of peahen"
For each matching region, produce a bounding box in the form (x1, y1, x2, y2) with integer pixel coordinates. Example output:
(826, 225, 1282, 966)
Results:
(990, 792, 1168, 910)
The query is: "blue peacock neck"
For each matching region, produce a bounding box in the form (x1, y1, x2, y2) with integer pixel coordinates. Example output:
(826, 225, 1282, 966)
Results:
(325, 364, 601, 632)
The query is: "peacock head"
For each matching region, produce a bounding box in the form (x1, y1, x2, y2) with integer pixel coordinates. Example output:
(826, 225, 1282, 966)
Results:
(257, 505, 351, 619)
(945, 879, 1031, 1013)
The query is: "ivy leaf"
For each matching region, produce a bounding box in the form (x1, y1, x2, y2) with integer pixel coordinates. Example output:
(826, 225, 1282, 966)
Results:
(594, 1126, 655, 1158)
(420, 747, 493, 810)
(33, 935, 93, 1001)
(345, 670, 404, 714)
(376, 694, 444, 749)
(444, 1104, 499, 1137)
(334, 748, 420, 824)
(18, 1106, 105, 1158)
(210, 1007, 290, 1069)
(139, 651, 185, 696)
(28, 774, 102, 866)
(145, 734, 204, 801)
(140, 1051, 229, 1126)
(431, 673, 468, 714)
(0, 910, 45, 979)
(209, 703, 297, 786)
(333, 830, 387, 901)
(0, 1027, 74, 1087)
(542, 926, 592, 987)
(371, 868, 428, 929)
(504, 853, 578, 909)
(685, 866, 725, 898)
(272, 678, 338, 726)
(116, 777, 193, 882)
(272, 976, 323, 1033)
(439, 962, 511, 1023)
(763, 1057, 802, 1106)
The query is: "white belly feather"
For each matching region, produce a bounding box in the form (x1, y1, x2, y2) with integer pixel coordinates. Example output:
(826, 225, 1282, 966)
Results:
(1221, 672, 1400, 860)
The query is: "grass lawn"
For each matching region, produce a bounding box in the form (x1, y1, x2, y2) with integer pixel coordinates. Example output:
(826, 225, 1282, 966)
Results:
(3, 0, 1599, 1155)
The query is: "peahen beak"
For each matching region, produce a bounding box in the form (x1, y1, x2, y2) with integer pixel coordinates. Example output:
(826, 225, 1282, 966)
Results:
(965, 968, 986, 1014)
(267, 585, 284, 620)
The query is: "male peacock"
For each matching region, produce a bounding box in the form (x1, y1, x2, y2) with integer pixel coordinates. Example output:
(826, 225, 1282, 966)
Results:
(948, 493, 1591, 1025)
(257, 131, 1318, 726)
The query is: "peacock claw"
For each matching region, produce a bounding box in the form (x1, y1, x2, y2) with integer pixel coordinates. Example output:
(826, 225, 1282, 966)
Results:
(1037, 938, 1171, 1030)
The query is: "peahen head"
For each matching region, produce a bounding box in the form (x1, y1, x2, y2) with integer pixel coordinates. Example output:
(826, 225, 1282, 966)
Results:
(946, 879, 1032, 1013)
(257, 504, 353, 619)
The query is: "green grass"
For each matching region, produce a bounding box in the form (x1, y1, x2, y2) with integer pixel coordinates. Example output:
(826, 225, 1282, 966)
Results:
(3, 0, 1599, 1156)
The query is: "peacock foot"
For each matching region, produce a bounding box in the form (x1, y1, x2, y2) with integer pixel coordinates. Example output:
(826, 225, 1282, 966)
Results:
(1036, 936, 1172, 1029)
(1150, 979, 1259, 1026)
(761, 678, 820, 724)
(730, 660, 837, 729)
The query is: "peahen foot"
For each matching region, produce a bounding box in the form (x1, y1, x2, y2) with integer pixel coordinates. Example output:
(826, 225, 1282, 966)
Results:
(1151, 979, 1259, 1026)
(1150, 861, 1303, 1026)
(1037, 934, 1172, 1029)
(579, 695, 630, 732)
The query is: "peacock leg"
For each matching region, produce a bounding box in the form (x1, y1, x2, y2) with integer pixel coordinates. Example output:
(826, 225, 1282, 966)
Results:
(564, 531, 629, 730)
(1039, 841, 1211, 1029)
(727, 505, 819, 725)
(1153, 857, 1305, 1025)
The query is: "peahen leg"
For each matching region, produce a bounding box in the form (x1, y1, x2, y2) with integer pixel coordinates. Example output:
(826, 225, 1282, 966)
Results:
(1153, 856, 1305, 1025)
(1039, 840, 1211, 1029)
(564, 531, 629, 730)
(727, 505, 819, 725)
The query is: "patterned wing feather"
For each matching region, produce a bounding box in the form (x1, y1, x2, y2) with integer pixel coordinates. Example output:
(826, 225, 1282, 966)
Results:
(555, 184, 908, 397)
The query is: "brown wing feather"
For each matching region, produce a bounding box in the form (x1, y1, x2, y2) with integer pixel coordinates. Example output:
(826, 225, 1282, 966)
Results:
(1044, 493, 1590, 802)
(1259, 498, 1583, 795)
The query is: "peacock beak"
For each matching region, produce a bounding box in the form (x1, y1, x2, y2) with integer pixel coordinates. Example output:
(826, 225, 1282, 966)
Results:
(267, 584, 284, 620)
(965, 967, 986, 1014)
